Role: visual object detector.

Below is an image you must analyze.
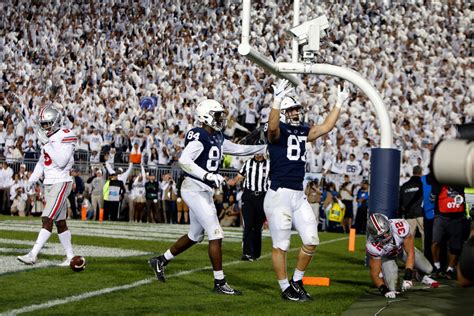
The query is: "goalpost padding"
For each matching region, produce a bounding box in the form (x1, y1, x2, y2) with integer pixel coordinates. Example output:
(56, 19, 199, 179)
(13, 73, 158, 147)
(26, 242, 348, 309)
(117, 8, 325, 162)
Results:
(368, 148, 401, 219)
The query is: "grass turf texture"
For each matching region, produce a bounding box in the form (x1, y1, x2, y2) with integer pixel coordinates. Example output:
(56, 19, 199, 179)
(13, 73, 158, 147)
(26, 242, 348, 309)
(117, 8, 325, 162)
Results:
(0, 216, 370, 315)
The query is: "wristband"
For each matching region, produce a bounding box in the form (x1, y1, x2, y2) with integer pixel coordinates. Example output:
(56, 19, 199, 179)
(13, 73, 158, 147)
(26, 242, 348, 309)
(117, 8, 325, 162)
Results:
(272, 99, 282, 110)
(379, 284, 389, 295)
(403, 268, 413, 281)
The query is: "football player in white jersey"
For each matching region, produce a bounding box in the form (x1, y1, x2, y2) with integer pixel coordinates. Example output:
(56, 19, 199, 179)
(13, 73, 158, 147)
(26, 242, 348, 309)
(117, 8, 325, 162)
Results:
(366, 213, 439, 298)
(17, 105, 77, 266)
(149, 99, 266, 295)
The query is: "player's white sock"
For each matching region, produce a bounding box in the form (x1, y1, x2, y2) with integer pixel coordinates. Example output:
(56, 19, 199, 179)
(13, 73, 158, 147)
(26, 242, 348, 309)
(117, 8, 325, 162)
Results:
(293, 268, 305, 282)
(434, 262, 441, 269)
(30, 229, 51, 258)
(278, 279, 290, 291)
(58, 230, 74, 260)
(213, 270, 225, 281)
(164, 249, 174, 261)
(446, 266, 454, 272)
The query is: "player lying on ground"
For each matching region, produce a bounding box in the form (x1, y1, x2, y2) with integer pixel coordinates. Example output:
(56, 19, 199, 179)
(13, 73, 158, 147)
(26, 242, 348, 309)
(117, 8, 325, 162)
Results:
(148, 99, 266, 295)
(367, 213, 439, 298)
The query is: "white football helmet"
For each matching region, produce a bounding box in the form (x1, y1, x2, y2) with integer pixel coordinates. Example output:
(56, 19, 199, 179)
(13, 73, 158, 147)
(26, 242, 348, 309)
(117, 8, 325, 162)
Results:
(367, 213, 393, 246)
(39, 105, 62, 134)
(196, 99, 227, 131)
(280, 96, 303, 126)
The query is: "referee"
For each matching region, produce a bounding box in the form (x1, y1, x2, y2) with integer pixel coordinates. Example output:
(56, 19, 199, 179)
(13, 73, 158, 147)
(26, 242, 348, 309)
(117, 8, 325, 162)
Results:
(231, 152, 269, 261)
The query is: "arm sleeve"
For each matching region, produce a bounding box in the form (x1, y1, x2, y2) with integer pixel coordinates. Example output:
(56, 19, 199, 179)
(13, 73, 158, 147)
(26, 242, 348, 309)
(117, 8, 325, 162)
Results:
(178, 140, 207, 180)
(28, 151, 45, 183)
(222, 139, 266, 156)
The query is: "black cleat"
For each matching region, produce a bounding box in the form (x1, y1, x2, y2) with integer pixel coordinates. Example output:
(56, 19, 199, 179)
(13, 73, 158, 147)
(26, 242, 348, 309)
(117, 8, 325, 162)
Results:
(241, 254, 255, 262)
(290, 279, 312, 301)
(445, 269, 456, 280)
(214, 280, 242, 295)
(281, 286, 301, 301)
(431, 268, 444, 279)
(148, 255, 167, 282)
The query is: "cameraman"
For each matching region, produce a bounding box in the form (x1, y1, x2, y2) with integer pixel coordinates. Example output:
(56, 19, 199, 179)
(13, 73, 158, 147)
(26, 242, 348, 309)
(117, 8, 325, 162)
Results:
(11, 186, 27, 216)
(161, 173, 177, 224)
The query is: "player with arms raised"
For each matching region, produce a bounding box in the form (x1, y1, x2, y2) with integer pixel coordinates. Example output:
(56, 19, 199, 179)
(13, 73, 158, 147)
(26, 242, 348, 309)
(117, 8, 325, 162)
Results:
(17, 105, 77, 266)
(149, 99, 265, 295)
(264, 79, 348, 301)
(366, 213, 439, 298)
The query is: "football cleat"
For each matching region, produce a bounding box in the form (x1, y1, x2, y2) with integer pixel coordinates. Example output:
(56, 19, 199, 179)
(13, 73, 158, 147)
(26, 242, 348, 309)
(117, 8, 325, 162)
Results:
(58, 258, 72, 267)
(281, 285, 301, 301)
(17, 253, 37, 265)
(431, 268, 444, 279)
(148, 255, 167, 282)
(213, 280, 242, 295)
(445, 269, 456, 280)
(241, 255, 255, 262)
(421, 275, 440, 288)
(290, 279, 312, 301)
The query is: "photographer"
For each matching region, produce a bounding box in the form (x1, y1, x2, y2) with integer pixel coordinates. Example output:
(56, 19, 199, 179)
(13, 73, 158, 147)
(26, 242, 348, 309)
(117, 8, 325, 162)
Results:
(305, 179, 321, 226)
(161, 173, 177, 224)
(11, 186, 27, 216)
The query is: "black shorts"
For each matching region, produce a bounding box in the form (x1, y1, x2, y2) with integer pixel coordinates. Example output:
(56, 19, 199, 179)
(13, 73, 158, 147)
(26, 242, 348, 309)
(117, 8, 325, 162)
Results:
(433, 215, 464, 252)
(342, 200, 353, 218)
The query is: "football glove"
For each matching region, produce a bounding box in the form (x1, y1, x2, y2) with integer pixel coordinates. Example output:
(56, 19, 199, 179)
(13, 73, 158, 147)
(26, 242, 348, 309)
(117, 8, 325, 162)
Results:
(25, 181, 35, 194)
(272, 79, 293, 102)
(37, 130, 50, 145)
(402, 280, 413, 291)
(336, 84, 350, 108)
(204, 173, 225, 187)
(385, 291, 399, 299)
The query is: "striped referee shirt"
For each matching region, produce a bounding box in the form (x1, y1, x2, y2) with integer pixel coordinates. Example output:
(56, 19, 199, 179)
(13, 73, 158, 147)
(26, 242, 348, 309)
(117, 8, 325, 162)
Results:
(238, 157, 270, 192)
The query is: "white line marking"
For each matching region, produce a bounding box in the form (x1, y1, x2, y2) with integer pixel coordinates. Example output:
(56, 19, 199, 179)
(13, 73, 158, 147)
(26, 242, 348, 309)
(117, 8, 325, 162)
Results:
(1, 236, 351, 315)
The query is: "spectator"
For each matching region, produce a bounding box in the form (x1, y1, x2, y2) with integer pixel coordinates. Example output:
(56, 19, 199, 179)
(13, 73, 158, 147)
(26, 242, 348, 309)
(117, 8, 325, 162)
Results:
(219, 194, 240, 227)
(305, 179, 322, 228)
(87, 168, 106, 220)
(431, 184, 467, 280)
(176, 174, 189, 224)
(399, 166, 425, 249)
(103, 172, 126, 221)
(0, 162, 14, 214)
(354, 180, 369, 234)
(340, 175, 354, 234)
(68, 168, 85, 219)
(130, 165, 147, 222)
(145, 172, 162, 223)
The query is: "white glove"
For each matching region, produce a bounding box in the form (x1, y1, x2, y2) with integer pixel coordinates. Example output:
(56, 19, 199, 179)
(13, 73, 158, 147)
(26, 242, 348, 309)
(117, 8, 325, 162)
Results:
(204, 173, 225, 187)
(272, 79, 294, 109)
(25, 181, 35, 194)
(384, 291, 399, 299)
(335, 84, 350, 108)
(37, 130, 50, 145)
(402, 280, 413, 291)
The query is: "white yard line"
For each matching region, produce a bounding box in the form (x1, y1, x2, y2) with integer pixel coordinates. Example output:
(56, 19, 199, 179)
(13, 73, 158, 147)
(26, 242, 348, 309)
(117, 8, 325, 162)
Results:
(0, 221, 272, 242)
(1, 236, 350, 316)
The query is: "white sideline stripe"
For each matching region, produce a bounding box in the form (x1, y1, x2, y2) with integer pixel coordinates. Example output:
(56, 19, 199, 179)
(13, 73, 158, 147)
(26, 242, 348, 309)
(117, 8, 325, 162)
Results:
(2, 236, 350, 315)
(0, 221, 273, 242)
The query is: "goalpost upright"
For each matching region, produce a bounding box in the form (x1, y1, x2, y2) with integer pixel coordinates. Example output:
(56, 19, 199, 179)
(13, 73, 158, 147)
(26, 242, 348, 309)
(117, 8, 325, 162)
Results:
(238, 0, 401, 219)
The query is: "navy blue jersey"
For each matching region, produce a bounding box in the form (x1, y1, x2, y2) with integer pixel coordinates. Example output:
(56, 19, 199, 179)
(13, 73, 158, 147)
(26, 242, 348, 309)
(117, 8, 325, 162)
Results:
(184, 127, 224, 187)
(267, 122, 310, 190)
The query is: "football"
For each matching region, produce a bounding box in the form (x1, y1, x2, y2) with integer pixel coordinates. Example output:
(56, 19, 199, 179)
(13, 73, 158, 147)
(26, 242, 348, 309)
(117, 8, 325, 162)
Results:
(69, 256, 86, 272)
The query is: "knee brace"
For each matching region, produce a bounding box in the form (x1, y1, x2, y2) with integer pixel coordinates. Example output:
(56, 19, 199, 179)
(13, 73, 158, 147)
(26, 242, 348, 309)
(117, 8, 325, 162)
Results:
(301, 244, 316, 257)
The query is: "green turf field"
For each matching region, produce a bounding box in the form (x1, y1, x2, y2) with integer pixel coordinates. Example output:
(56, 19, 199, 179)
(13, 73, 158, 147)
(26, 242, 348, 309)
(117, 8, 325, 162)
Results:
(0, 216, 371, 315)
